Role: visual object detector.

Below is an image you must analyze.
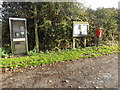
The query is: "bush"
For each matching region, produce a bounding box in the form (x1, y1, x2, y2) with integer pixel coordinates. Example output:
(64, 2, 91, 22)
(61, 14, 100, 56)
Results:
(1, 47, 11, 58)
(28, 50, 37, 56)
(0, 48, 2, 58)
(1, 45, 119, 69)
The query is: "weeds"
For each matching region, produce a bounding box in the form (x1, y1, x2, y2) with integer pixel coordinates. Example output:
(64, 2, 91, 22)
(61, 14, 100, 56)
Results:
(1, 45, 119, 69)
(1, 48, 11, 58)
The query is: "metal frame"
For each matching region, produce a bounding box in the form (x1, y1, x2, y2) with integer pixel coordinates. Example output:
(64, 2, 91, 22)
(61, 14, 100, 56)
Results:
(9, 17, 28, 55)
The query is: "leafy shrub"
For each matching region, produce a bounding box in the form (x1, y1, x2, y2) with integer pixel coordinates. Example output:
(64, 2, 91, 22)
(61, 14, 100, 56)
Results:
(1, 48, 11, 58)
(28, 50, 37, 56)
(1, 45, 119, 69)
(0, 48, 2, 58)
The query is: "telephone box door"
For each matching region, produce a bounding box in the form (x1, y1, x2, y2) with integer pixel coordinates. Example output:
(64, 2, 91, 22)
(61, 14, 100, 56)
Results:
(9, 18, 28, 55)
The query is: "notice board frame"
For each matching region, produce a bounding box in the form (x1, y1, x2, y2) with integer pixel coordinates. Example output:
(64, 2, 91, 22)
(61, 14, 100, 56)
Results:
(73, 21, 89, 48)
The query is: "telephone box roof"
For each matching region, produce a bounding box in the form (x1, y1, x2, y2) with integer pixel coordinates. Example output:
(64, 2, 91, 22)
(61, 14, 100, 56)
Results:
(9, 18, 26, 21)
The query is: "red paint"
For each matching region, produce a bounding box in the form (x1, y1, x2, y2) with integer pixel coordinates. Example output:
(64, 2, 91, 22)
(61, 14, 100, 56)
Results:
(95, 28, 103, 37)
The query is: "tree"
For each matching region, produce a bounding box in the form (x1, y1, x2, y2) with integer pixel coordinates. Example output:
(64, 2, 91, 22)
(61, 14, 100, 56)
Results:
(95, 8, 118, 44)
(2, 2, 35, 49)
(34, 2, 39, 52)
(86, 8, 118, 45)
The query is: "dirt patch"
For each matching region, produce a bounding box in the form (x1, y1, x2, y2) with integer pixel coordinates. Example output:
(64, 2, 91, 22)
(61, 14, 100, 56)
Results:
(1, 53, 118, 88)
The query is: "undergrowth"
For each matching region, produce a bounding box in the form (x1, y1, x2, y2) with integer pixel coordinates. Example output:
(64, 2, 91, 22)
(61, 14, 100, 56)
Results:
(1, 44, 119, 69)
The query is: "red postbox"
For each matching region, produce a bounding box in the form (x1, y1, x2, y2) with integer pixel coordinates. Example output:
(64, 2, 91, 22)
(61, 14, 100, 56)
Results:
(95, 28, 103, 37)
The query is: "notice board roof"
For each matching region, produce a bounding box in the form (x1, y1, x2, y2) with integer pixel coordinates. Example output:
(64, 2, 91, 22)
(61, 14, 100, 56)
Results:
(73, 21, 89, 24)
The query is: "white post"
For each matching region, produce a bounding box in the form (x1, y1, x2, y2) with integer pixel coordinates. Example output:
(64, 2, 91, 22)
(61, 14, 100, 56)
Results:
(118, 1, 120, 9)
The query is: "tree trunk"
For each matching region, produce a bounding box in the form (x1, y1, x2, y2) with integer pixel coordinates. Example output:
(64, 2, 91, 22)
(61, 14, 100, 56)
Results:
(111, 32, 115, 46)
(34, 2, 39, 52)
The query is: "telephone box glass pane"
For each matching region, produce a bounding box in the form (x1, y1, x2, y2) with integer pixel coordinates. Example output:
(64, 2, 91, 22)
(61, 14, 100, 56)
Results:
(12, 21, 25, 38)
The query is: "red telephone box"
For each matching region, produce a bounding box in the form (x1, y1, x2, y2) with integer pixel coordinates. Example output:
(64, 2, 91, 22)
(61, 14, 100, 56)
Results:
(95, 28, 103, 37)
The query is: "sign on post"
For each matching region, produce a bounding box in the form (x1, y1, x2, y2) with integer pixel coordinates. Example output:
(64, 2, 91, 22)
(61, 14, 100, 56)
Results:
(73, 21, 89, 48)
(9, 18, 28, 55)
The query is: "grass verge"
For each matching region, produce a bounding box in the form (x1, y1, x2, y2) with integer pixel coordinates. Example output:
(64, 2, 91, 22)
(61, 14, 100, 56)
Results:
(1, 45, 119, 69)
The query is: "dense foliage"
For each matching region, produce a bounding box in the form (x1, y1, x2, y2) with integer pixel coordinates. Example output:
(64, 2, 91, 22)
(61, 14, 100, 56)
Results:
(1, 2, 119, 52)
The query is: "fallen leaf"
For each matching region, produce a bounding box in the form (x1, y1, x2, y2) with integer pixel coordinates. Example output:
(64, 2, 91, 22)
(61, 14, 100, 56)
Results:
(48, 80, 52, 83)
(95, 86, 99, 88)
(65, 80, 69, 83)
(77, 86, 81, 88)
(10, 78, 13, 79)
